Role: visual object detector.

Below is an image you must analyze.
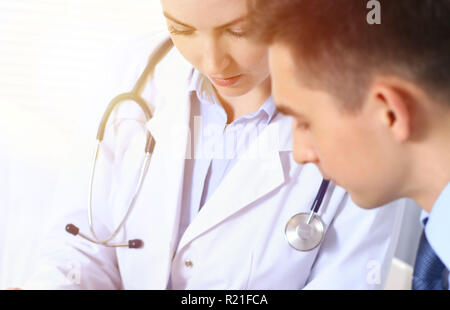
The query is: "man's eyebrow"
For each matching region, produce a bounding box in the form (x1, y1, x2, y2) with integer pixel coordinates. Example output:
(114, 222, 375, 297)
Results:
(163, 11, 248, 29)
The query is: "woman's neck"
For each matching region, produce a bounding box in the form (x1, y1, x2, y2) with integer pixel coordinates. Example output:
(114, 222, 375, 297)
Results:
(214, 77, 272, 124)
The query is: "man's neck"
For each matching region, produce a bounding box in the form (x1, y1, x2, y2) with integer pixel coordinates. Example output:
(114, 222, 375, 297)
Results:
(409, 112, 450, 213)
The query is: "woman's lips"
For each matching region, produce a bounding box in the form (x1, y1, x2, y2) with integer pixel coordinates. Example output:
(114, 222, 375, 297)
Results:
(209, 75, 242, 87)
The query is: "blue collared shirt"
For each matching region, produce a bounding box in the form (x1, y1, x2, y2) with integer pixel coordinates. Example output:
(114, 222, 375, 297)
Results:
(420, 182, 450, 288)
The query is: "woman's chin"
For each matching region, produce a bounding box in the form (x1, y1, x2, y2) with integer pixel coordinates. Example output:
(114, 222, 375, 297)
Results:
(213, 83, 252, 98)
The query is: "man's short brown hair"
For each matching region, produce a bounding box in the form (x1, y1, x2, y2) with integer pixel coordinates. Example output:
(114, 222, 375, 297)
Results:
(249, 0, 450, 110)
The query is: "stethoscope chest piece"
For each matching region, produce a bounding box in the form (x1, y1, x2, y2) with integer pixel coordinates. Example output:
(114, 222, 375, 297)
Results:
(285, 212, 325, 251)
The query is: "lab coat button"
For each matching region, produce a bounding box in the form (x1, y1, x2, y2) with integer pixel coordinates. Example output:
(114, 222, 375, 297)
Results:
(184, 260, 193, 268)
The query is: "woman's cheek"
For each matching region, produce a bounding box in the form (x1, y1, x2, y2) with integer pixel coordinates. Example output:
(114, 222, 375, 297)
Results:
(233, 43, 268, 70)
(170, 36, 198, 62)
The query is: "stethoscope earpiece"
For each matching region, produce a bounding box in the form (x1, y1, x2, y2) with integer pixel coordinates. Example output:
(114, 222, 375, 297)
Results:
(66, 224, 79, 236)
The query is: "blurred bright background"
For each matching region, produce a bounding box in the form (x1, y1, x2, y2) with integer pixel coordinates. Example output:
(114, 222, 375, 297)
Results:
(0, 0, 165, 288)
(0, 0, 422, 290)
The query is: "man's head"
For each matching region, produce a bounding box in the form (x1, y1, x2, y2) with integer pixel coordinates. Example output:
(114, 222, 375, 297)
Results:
(249, 0, 450, 208)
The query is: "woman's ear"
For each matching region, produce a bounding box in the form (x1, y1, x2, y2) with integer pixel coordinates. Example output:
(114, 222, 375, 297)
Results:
(368, 81, 414, 143)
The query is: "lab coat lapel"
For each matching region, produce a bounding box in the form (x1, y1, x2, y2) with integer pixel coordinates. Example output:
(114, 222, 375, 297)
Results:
(128, 54, 192, 288)
(145, 81, 191, 232)
(177, 119, 287, 251)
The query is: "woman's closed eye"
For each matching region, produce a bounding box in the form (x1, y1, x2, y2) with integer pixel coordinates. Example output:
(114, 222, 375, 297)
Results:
(168, 24, 247, 39)
(226, 29, 247, 38)
(168, 25, 194, 36)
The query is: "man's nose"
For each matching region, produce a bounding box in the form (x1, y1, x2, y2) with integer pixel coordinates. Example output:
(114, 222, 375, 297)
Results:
(294, 147, 319, 165)
(292, 125, 319, 165)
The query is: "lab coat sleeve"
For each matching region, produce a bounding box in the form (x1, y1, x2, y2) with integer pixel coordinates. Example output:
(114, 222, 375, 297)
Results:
(303, 194, 405, 290)
(21, 33, 169, 289)
(22, 122, 145, 289)
(22, 120, 124, 289)
(22, 210, 123, 290)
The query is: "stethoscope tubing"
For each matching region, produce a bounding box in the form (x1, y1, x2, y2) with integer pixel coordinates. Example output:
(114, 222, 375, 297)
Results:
(307, 179, 330, 224)
(66, 38, 174, 248)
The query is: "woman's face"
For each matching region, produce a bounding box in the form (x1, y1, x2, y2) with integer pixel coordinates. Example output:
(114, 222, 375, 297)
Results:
(160, 0, 270, 98)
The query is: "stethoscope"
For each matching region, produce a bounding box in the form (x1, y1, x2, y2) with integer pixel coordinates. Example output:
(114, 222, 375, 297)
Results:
(65, 38, 174, 249)
(285, 180, 330, 251)
(64, 37, 331, 252)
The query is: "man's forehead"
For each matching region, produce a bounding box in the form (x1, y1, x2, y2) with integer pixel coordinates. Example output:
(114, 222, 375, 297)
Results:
(269, 44, 296, 70)
(269, 44, 299, 99)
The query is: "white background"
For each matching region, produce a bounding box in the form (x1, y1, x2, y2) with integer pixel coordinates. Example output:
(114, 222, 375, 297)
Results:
(0, 0, 165, 288)
(0, 0, 422, 289)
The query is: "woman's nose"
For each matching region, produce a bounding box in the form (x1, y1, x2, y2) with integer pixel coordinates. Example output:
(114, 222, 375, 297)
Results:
(202, 38, 230, 74)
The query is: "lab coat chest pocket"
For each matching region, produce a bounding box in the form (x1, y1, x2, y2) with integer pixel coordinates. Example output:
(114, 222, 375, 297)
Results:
(243, 215, 320, 289)
(171, 238, 255, 290)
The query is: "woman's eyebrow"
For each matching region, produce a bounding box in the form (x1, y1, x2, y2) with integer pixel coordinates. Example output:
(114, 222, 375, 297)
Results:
(163, 11, 248, 29)
(163, 12, 194, 28)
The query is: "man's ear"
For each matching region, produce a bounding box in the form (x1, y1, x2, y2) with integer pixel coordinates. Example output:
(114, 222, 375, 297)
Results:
(368, 81, 414, 143)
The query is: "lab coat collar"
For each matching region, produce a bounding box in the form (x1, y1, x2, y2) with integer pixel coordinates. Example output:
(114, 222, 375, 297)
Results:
(144, 41, 292, 277)
(146, 45, 193, 144)
(147, 78, 291, 256)
(177, 113, 289, 252)
(188, 69, 277, 125)
(135, 45, 193, 288)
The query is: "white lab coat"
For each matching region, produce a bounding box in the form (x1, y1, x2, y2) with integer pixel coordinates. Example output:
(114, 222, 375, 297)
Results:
(23, 33, 405, 290)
